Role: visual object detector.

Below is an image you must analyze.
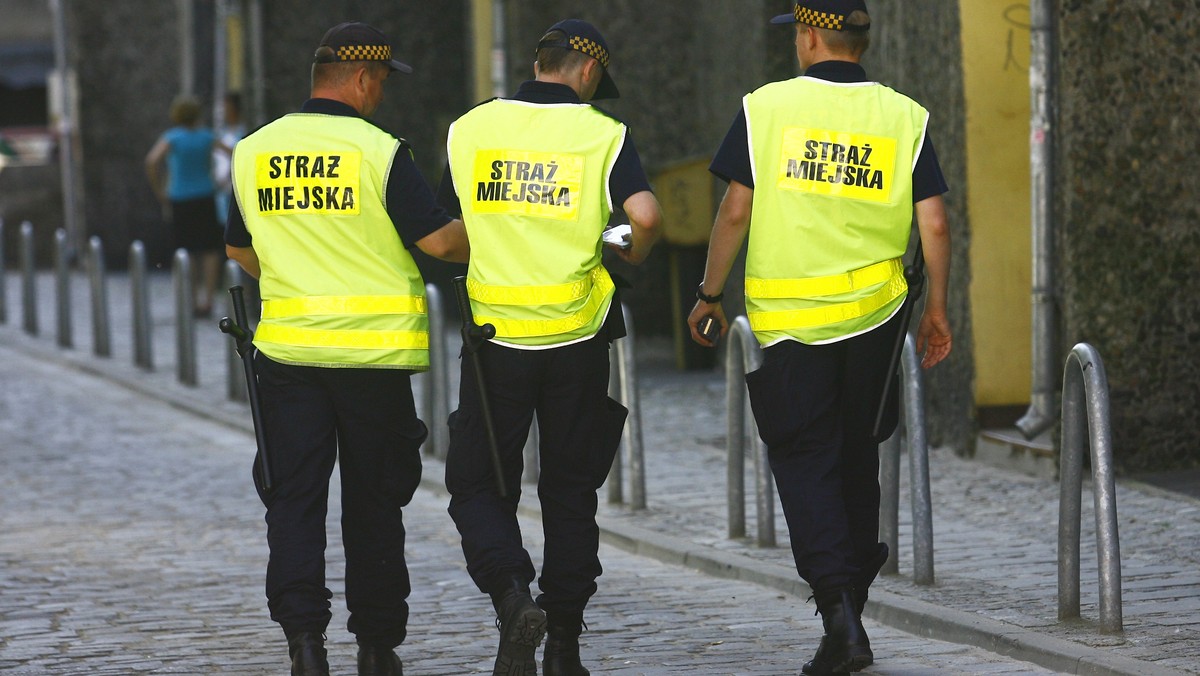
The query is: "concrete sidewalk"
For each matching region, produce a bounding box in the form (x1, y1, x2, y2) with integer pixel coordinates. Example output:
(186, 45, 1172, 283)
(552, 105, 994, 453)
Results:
(2, 270, 1198, 674)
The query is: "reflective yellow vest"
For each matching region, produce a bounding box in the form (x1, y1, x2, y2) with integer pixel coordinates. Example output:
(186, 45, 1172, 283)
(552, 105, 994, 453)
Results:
(447, 99, 624, 347)
(231, 113, 429, 369)
(743, 76, 929, 346)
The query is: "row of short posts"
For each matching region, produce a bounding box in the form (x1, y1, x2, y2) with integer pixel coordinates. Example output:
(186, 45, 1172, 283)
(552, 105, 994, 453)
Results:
(723, 312, 1123, 632)
(1, 218, 210, 389)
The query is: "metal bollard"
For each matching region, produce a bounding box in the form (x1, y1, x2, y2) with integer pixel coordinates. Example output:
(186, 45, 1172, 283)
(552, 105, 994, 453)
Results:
(173, 249, 197, 386)
(1059, 343, 1122, 633)
(901, 333, 935, 585)
(224, 260, 248, 401)
(20, 221, 37, 335)
(878, 335, 936, 584)
(0, 218, 7, 324)
(523, 413, 540, 485)
(606, 356, 623, 504)
(878, 430, 901, 576)
(87, 237, 112, 357)
(615, 303, 646, 510)
(725, 316, 774, 547)
(130, 240, 153, 370)
(54, 229, 73, 348)
(423, 283, 451, 460)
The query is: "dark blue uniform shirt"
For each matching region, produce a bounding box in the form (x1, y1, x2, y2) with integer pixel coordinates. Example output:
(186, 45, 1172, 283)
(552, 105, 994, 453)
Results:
(224, 98, 452, 249)
(709, 61, 949, 202)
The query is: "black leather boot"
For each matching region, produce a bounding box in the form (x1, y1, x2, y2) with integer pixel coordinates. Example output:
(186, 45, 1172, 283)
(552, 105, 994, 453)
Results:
(803, 544, 889, 675)
(490, 576, 547, 676)
(357, 642, 403, 675)
(287, 632, 330, 676)
(542, 611, 588, 676)
(809, 587, 872, 674)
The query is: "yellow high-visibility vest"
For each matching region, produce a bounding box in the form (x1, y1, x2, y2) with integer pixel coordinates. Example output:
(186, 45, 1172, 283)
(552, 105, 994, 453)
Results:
(447, 98, 625, 347)
(231, 112, 429, 369)
(743, 76, 929, 346)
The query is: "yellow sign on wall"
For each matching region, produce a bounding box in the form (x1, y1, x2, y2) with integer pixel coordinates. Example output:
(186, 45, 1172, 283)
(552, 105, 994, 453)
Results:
(654, 157, 714, 246)
(962, 0, 1033, 406)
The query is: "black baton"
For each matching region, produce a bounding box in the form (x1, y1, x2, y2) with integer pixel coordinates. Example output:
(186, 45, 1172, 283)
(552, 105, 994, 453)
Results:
(872, 241, 926, 441)
(452, 275, 509, 498)
(218, 285, 273, 493)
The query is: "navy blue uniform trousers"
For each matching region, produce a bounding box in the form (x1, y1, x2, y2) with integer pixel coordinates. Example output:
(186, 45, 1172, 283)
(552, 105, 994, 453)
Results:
(254, 352, 427, 648)
(744, 312, 902, 592)
(445, 333, 627, 615)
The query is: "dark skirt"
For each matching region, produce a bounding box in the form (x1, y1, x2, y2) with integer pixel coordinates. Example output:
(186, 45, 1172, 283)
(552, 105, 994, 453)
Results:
(171, 195, 224, 253)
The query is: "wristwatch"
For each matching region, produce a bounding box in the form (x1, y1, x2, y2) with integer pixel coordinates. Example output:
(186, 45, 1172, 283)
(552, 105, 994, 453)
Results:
(696, 283, 724, 303)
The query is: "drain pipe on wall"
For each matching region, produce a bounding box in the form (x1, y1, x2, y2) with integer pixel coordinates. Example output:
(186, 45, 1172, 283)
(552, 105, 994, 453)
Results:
(1015, 0, 1058, 440)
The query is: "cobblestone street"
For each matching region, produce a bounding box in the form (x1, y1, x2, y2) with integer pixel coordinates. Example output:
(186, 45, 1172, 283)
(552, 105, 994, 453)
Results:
(1, 341, 1062, 674)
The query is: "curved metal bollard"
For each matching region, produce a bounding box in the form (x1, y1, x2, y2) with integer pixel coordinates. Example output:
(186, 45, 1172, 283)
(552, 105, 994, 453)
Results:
(423, 283, 451, 461)
(1059, 343, 1122, 633)
(606, 356, 622, 503)
(224, 260, 248, 401)
(901, 333, 935, 584)
(879, 335, 936, 584)
(606, 304, 647, 509)
(87, 237, 111, 357)
(879, 431, 901, 575)
(0, 218, 7, 324)
(725, 316, 775, 547)
(54, 229, 73, 348)
(130, 241, 153, 370)
(616, 304, 647, 509)
(21, 221, 37, 336)
(173, 249, 197, 386)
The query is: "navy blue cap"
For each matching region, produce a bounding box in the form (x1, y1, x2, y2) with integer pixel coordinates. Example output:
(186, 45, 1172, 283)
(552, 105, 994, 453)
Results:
(315, 22, 413, 73)
(536, 19, 620, 100)
(771, 0, 871, 32)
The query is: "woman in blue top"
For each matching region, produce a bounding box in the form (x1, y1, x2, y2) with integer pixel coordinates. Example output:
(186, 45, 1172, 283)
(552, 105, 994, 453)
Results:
(145, 95, 229, 317)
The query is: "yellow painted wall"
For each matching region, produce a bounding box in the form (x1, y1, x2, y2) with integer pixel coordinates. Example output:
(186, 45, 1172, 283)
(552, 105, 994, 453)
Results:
(961, 0, 1032, 406)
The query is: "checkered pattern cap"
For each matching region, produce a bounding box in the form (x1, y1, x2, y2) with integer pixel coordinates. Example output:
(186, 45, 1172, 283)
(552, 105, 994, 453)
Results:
(536, 19, 620, 100)
(315, 22, 413, 73)
(770, 0, 871, 32)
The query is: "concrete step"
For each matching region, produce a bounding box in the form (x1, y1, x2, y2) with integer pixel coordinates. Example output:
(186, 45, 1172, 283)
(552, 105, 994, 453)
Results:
(975, 427, 1057, 479)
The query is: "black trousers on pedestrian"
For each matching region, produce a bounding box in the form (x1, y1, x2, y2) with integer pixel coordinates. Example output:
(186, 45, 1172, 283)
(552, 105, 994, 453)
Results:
(445, 334, 627, 615)
(744, 313, 901, 592)
(254, 353, 427, 648)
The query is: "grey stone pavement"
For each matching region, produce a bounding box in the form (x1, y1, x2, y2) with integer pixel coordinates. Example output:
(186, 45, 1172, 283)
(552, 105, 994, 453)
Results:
(1, 269, 1198, 674)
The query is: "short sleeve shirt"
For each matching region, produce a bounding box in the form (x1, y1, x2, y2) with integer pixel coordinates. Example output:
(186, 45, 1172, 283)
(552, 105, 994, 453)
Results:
(163, 126, 217, 200)
(224, 98, 451, 249)
(709, 61, 949, 202)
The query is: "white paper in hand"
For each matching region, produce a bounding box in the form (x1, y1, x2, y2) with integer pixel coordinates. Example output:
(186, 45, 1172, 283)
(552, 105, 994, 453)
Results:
(602, 223, 632, 250)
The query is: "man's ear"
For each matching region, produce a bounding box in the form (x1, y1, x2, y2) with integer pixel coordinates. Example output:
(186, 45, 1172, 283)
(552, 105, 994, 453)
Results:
(582, 58, 601, 85)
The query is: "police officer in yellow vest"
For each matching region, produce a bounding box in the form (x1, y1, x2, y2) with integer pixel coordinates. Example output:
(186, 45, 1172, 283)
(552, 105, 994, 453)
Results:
(437, 19, 662, 676)
(687, 2, 952, 673)
(224, 22, 468, 676)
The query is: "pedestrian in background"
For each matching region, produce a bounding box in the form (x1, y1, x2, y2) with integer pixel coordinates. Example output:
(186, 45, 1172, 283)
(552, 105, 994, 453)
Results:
(688, 1, 952, 673)
(214, 91, 246, 229)
(145, 94, 227, 317)
(438, 18, 662, 676)
(225, 22, 468, 676)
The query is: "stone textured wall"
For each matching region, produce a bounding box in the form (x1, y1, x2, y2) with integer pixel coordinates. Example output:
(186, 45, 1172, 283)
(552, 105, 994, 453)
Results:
(68, 0, 468, 269)
(864, 3, 975, 451)
(1057, 0, 1200, 471)
(71, 0, 180, 266)
(257, 1, 468, 182)
(501, 1, 975, 450)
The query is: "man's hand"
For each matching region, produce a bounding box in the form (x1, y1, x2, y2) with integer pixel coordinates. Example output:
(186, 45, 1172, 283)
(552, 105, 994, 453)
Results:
(915, 309, 952, 369)
(687, 300, 728, 347)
